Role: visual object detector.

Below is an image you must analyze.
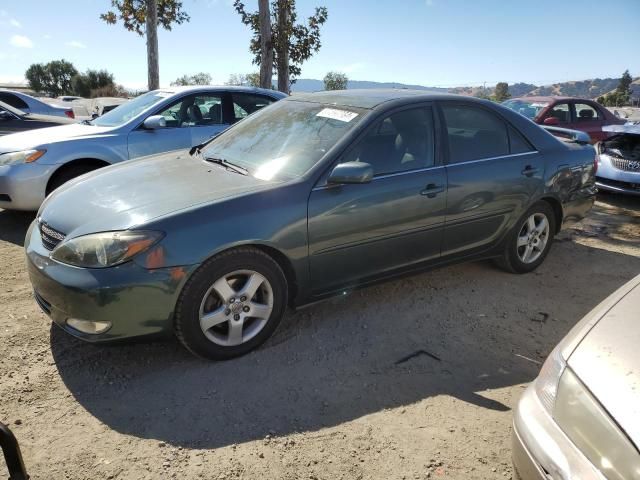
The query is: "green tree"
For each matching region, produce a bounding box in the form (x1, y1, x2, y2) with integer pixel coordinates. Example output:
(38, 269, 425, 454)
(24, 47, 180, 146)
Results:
(72, 69, 115, 97)
(494, 82, 510, 102)
(225, 73, 262, 88)
(100, 0, 190, 90)
(615, 69, 632, 105)
(233, 0, 328, 93)
(25, 60, 78, 96)
(170, 72, 212, 86)
(323, 71, 348, 90)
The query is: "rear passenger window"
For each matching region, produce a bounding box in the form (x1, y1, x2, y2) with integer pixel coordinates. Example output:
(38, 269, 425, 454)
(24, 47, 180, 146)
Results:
(341, 107, 435, 176)
(0, 93, 28, 110)
(442, 105, 509, 163)
(232, 93, 275, 123)
(574, 103, 600, 122)
(508, 125, 534, 154)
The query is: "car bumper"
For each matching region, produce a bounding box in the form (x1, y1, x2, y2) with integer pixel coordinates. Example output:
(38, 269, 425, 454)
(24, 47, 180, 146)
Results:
(512, 384, 605, 480)
(0, 163, 56, 210)
(596, 153, 640, 196)
(25, 221, 198, 342)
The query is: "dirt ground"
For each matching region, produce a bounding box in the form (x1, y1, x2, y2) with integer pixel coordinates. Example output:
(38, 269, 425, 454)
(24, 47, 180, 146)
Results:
(1, 193, 639, 480)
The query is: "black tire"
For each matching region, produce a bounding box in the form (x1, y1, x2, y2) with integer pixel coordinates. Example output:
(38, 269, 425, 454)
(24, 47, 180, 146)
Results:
(496, 201, 556, 274)
(174, 247, 288, 360)
(46, 164, 102, 195)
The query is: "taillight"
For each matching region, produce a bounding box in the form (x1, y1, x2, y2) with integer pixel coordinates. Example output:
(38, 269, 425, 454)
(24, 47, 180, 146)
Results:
(65, 110, 75, 119)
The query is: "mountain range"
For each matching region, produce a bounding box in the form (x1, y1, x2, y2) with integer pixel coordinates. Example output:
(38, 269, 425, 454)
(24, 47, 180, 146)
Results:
(292, 77, 640, 100)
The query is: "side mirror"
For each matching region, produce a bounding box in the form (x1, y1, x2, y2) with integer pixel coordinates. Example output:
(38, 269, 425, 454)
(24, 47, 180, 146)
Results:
(543, 116, 560, 126)
(143, 115, 167, 130)
(327, 161, 373, 185)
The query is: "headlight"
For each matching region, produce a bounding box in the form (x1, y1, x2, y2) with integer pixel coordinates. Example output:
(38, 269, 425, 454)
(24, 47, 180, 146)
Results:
(51, 230, 164, 268)
(534, 344, 566, 414)
(554, 368, 640, 480)
(0, 149, 46, 165)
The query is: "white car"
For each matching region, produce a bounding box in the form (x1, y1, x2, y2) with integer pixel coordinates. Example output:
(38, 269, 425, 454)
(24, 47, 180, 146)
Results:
(0, 90, 74, 119)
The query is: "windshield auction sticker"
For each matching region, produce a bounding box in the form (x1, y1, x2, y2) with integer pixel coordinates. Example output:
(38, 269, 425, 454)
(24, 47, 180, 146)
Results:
(316, 108, 359, 122)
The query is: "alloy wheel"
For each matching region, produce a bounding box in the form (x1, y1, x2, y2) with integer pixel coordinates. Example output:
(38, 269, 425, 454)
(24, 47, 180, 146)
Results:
(517, 213, 550, 264)
(199, 269, 274, 346)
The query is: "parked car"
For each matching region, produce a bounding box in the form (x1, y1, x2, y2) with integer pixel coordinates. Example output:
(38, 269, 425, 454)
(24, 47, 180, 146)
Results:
(0, 89, 74, 119)
(503, 96, 625, 142)
(595, 124, 640, 196)
(56, 96, 83, 102)
(26, 90, 596, 360)
(512, 273, 640, 480)
(0, 86, 286, 210)
(0, 100, 75, 136)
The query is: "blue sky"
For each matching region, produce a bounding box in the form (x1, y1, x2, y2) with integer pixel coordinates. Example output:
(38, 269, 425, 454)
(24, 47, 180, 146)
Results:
(2, 0, 639, 89)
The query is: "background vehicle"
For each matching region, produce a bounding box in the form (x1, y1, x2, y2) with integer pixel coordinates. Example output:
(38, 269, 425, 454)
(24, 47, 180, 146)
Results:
(503, 96, 625, 142)
(0, 89, 74, 119)
(512, 274, 640, 480)
(26, 91, 596, 360)
(0, 100, 75, 136)
(0, 86, 286, 210)
(596, 124, 640, 195)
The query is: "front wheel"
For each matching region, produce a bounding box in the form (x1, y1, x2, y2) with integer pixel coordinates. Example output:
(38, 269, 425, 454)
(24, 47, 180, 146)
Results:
(174, 248, 288, 360)
(496, 201, 556, 274)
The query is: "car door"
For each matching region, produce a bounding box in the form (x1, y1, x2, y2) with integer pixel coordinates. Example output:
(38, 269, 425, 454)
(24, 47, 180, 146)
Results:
(571, 102, 605, 143)
(307, 105, 446, 295)
(439, 102, 543, 257)
(127, 92, 230, 159)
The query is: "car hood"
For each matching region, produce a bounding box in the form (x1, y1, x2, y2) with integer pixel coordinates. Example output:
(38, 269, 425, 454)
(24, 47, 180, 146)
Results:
(39, 151, 279, 238)
(568, 278, 640, 448)
(0, 123, 116, 152)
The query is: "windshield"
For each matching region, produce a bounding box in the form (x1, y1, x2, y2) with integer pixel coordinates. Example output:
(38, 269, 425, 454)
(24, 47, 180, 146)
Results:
(92, 90, 172, 127)
(502, 99, 549, 120)
(202, 100, 367, 180)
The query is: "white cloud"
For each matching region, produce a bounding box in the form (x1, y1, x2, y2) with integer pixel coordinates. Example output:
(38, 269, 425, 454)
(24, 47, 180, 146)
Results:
(10, 18, 20, 27)
(66, 40, 87, 49)
(9, 34, 33, 48)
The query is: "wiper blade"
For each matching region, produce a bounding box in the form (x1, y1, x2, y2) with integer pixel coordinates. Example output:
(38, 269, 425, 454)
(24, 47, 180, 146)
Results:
(81, 119, 92, 125)
(204, 156, 248, 175)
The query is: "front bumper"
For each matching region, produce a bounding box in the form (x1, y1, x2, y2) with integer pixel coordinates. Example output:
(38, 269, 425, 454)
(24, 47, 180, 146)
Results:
(596, 153, 640, 196)
(25, 221, 198, 342)
(0, 162, 57, 210)
(512, 384, 605, 480)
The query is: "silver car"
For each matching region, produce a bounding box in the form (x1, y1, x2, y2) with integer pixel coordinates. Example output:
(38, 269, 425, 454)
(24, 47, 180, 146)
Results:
(0, 86, 286, 210)
(596, 124, 640, 196)
(513, 274, 640, 480)
(0, 90, 74, 119)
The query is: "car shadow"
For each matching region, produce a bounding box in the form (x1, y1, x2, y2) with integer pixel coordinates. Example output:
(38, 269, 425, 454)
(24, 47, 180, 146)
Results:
(0, 209, 35, 247)
(50, 240, 640, 449)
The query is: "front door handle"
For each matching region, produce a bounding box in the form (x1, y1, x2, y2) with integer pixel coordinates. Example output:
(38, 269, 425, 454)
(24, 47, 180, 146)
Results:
(521, 165, 539, 177)
(420, 184, 445, 198)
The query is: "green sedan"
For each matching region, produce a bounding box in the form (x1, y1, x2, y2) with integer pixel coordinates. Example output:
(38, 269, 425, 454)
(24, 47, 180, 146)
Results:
(26, 90, 596, 360)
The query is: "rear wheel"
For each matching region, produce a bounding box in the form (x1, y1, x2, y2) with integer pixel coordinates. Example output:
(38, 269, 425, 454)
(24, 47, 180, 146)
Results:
(174, 248, 288, 360)
(496, 201, 556, 274)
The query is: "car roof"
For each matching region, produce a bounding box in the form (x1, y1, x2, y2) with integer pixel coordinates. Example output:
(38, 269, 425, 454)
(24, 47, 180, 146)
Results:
(286, 89, 490, 109)
(154, 85, 288, 98)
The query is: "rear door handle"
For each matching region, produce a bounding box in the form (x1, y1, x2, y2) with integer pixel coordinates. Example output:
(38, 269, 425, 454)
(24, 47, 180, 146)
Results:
(521, 165, 539, 177)
(420, 184, 445, 198)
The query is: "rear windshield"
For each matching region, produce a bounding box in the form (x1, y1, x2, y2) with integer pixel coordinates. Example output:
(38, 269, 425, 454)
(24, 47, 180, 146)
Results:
(202, 100, 367, 180)
(502, 99, 549, 120)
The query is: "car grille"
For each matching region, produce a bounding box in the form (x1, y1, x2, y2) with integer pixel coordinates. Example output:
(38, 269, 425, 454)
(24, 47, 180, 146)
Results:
(39, 221, 66, 251)
(609, 157, 640, 172)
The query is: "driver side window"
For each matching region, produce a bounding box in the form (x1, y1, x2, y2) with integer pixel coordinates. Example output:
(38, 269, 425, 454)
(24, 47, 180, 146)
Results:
(340, 107, 435, 176)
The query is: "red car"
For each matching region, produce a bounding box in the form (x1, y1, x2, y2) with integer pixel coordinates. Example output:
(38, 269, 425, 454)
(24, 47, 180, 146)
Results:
(503, 96, 625, 142)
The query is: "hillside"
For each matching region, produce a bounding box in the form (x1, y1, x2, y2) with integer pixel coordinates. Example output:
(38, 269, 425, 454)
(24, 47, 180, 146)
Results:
(293, 76, 637, 101)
